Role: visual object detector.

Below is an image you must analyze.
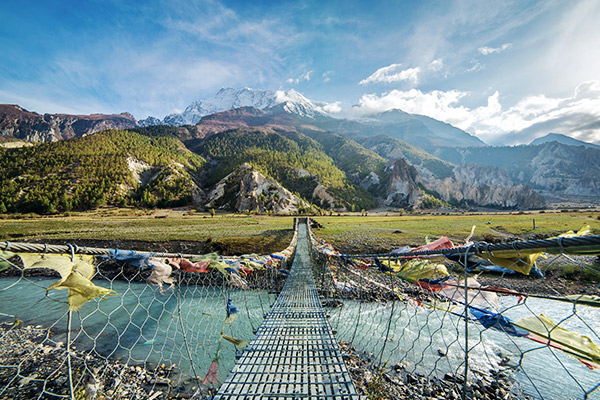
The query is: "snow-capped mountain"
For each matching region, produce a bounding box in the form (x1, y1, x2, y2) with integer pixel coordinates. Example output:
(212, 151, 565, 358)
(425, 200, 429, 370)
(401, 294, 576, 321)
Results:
(160, 87, 328, 126)
(138, 116, 162, 127)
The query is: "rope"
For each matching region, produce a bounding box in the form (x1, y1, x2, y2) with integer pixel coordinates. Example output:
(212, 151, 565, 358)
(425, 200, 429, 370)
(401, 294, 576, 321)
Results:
(325, 234, 600, 259)
(0, 241, 242, 259)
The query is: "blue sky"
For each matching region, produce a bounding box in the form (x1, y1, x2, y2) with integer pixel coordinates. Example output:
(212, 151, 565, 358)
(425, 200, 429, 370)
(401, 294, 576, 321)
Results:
(1, 0, 600, 145)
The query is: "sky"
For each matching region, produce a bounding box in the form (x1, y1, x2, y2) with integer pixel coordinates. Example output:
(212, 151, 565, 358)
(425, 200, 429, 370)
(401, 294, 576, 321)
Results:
(1, 0, 600, 145)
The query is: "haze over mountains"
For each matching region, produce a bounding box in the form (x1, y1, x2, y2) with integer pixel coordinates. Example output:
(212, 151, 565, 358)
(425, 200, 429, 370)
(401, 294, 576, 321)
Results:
(0, 87, 599, 214)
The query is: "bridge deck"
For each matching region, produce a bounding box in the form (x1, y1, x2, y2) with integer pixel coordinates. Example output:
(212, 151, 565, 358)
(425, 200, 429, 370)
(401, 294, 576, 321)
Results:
(214, 222, 361, 399)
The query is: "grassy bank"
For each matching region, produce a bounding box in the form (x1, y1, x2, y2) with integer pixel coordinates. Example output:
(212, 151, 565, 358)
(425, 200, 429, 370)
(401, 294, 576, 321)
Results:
(0, 208, 598, 254)
(0, 209, 295, 254)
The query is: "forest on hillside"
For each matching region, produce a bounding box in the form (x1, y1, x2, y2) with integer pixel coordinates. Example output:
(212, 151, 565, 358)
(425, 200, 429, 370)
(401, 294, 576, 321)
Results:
(196, 128, 378, 210)
(0, 126, 381, 214)
(0, 130, 204, 214)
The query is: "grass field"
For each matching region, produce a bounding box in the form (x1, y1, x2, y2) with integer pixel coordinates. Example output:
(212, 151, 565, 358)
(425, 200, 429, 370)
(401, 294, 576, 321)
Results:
(315, 210, 600, 253)
(0, 208, 598, 255)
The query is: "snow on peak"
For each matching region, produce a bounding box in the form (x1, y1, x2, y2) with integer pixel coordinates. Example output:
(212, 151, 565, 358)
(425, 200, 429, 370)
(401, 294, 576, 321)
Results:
(162, 88, 330, 126)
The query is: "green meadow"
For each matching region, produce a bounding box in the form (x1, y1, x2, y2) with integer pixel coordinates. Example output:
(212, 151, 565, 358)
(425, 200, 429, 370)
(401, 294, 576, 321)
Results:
(1, 209, 598, 254)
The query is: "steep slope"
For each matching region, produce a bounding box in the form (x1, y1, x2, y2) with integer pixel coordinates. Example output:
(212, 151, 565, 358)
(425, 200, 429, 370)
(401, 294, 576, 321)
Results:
(192, 107, 386, 187)
(434, 142, 600, 200)
(205, 163, 310, 213)
(430, 164, 546, 209)
(359, 135, 455, 180)
(0, 130, 205, 213)
(359, 135, 545, 209)
(188, 108, 545, 210)
(314, 109, 485, 153)
(296, 127, 387, 185)
(0, 105, 138, 142)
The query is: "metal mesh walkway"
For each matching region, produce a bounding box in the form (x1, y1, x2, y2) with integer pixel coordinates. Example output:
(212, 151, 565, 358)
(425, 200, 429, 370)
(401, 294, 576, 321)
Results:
(214, 222, 362, 399)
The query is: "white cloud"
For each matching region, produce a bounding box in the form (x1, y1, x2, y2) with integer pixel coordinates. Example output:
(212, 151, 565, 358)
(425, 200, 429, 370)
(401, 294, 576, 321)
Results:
(322, 101, 342, 113)
(349, 81, 600, 145)
(322, 70, 334, 83)
(359, 63, 420, 85)
(478, 43, 512, 55)
(287, 70, 313, 85)
(467, 59, 484, 72)
(429, 58, 443, 72)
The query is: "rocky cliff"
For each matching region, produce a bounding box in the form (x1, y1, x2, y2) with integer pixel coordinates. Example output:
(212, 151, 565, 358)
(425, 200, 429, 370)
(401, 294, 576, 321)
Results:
(433, 142, 600, 201)
(421, 164, 546, 209)
(0, 105, 138, 142)
(528, 143, 599, 198)
(383, 159, 423, 208)
(205, 163, 310, 213)
(362, 136, 546, 209)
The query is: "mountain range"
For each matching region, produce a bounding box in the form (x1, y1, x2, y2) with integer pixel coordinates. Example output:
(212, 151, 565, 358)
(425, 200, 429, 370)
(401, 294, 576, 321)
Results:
(1, 88, 599, 214)
(142, 87, 330, 127)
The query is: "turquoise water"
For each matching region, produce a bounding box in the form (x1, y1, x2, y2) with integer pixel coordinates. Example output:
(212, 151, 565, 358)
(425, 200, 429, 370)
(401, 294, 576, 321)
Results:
(328, 296, 600, 400)
(1, 276, 599, 399)
(0, 277, 274, 384)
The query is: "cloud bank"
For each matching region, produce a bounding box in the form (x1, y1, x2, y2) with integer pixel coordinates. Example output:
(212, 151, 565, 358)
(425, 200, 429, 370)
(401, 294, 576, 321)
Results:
(346, 81, 600, 145)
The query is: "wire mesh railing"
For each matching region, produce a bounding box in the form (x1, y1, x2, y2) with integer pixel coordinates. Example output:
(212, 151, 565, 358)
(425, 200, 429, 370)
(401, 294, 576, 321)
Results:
(0, 219, 299, 400)
(2, 216, 599, 399)
(308, 218, 600, 400)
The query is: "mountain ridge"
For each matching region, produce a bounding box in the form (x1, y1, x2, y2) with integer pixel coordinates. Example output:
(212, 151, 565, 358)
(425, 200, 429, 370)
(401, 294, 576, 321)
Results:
(157, 87, 330, 126)
(0, 104, 138, 142)
(138, 87, 485, 152)
(530, 133, 600, 149)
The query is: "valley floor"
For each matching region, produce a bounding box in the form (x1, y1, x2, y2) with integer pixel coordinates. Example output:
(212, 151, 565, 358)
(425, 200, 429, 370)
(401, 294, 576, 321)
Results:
(1, 207, 599, 291)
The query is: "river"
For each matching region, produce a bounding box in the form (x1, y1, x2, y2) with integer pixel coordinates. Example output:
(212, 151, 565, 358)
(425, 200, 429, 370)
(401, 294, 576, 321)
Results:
(1, 277, 598, 399)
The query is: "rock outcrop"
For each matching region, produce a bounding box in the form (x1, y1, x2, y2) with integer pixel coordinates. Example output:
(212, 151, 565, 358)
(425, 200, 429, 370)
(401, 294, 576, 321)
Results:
(528, 143, 599, 198)
(383, 159, 423, 208)
(312, 184, 341, 211)
(420, 164, 546, 209)
(432, 141, 600, 202)
(205, 163, 308, 213)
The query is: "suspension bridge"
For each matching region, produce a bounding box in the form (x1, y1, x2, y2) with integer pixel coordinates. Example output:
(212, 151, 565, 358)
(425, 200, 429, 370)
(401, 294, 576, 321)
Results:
(214, 220, 361, 399)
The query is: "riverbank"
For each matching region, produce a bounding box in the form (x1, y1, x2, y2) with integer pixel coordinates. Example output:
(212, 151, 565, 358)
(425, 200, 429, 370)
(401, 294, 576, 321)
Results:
(0, 323, 214, 400)
(339, 341, 532, 400)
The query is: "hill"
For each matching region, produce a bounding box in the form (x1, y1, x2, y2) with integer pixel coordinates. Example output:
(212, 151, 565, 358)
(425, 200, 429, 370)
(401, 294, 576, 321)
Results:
(0, 130, 204, 213)
(0, 101, 557, 213)
(184, 108, 545, 210)
(191, 126, 378, 211)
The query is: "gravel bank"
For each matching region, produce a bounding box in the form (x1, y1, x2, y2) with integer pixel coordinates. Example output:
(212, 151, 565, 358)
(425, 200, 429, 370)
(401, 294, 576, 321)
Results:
(339, 341, 533, 400)
(0, 323, 215, 400)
